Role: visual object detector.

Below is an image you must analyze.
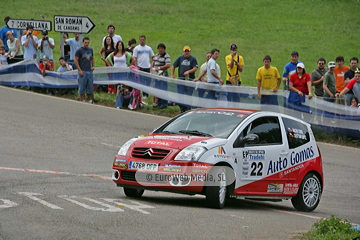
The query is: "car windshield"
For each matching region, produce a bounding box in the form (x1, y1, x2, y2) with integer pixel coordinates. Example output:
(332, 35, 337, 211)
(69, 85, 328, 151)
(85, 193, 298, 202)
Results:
(155, 110, 249, 138)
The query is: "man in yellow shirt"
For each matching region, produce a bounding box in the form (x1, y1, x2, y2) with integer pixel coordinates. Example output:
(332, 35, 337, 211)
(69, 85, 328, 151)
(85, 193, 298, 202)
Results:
(256, 55, 281, 107)
(225, 44, 244, 102)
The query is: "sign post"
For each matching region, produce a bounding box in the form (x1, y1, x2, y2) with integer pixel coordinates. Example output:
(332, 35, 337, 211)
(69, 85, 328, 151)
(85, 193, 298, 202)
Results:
(54, 15, 95, 57)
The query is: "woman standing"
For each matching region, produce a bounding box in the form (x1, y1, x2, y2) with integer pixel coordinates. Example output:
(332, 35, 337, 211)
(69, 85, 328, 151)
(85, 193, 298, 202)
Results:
(6, 31, 23, 64)
(288, 63, 312, 113)
(99, 36, 115, 66)
(105, 41, 135, 67)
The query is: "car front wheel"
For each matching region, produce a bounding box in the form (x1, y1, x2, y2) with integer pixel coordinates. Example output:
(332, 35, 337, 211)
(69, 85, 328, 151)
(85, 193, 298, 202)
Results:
(291, 173, 321, 212)
(205, 167, 227, 209)
(123, 187, 144, 198)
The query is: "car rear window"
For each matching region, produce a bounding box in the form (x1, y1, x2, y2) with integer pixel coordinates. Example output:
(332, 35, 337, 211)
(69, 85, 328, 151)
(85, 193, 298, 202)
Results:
(282, 117, 310, 149)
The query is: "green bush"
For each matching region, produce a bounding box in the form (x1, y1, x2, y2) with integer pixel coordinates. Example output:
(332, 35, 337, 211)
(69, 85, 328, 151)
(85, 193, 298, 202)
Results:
(302, 215, 360, 240)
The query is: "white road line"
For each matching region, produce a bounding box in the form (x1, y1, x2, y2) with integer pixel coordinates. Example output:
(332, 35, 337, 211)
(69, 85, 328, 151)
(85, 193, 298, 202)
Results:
(0, 199, 18, 208)
(17, 192, 63, 210)
(102, 199, 155, 214)
(58, 195, 124, 212)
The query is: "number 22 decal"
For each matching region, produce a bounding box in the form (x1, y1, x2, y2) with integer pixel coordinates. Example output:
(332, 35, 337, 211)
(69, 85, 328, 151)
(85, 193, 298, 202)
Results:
(250, 162, 263, 176)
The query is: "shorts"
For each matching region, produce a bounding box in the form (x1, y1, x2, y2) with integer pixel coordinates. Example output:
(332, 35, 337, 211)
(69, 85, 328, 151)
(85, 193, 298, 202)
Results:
(78, 71, 94, 94)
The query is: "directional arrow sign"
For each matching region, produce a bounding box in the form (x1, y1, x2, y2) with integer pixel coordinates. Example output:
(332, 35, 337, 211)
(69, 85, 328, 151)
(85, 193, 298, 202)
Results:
(54, 15, 95, 33)
(6, 19, 52, 31)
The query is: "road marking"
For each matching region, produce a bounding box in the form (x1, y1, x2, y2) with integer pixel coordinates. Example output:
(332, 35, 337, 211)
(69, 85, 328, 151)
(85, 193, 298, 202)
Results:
(17, 192, 63, 210)
(0, 167, 112, 181)
(58, 195, 124, 212)
(101, 142, 121, 148)
(0, 199, 18, 208)
(102, 199, 155, 214)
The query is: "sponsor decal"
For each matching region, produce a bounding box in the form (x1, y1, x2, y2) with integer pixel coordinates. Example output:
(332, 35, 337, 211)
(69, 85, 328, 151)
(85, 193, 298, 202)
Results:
(283, 183, 299, 194)
(243, 150, 265, 160)
(192, 169, 207, 173)
(218, 147, 226, 154)
(267, 183, 283, 193)
(152, 135, 192, 141)
(115, 159, 126, 163)
(267, 146, 314, 175)
(282, 164, 304, 177)
(192, 163, 209, 168)
(163, 167, 181, 173)
(287, 128, 307, 140)
(114, 163, 127, 169)
(146, 140, 172, 146)
(164, 164, 182, 168)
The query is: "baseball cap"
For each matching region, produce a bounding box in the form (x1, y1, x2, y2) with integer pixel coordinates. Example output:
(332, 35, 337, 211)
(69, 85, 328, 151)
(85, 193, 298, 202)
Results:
(328, 61, 336, 68)
(43, 55, 49, 61)
(297, 63, 305, 69)
(291, 51, 299, 56)
(183, 46, 191, 51)
(42, 30, 48, 35)
(230, 44, 238, 50)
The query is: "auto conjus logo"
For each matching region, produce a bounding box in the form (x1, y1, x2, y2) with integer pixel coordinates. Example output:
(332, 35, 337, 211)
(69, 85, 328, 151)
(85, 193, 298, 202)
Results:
(134, 166, 235, 187)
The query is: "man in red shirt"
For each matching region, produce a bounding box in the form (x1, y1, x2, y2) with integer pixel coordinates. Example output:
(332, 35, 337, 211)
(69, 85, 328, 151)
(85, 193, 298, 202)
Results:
(39, 55, 54, 76)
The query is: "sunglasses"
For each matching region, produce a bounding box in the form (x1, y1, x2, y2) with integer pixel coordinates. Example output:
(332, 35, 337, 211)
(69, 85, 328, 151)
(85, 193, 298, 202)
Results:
(318, 63, 325, 65)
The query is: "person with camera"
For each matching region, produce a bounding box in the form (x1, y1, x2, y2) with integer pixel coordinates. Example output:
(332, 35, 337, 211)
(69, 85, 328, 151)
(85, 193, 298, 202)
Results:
(21, 25, 38, 60)
(225, 44, 244, 102)
(38, 30, 55, 62)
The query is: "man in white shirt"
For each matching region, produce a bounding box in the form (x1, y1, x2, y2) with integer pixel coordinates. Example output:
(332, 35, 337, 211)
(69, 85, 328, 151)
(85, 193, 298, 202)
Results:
(38, 30, 55, 61)
(102, 25, 122, 47)
(133, 35, 154, 98)
(21, 25, 38, 60)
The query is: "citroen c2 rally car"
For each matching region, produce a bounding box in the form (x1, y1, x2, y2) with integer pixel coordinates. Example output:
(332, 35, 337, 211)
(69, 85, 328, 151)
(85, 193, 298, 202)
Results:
(112, 108, 323, 211)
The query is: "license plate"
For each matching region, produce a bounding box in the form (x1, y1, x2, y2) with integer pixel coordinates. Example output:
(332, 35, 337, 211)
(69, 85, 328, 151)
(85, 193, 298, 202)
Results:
(129, 161, 159, 171)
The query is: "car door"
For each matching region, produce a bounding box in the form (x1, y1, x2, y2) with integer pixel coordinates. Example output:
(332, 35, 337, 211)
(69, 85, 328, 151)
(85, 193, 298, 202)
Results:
(232, 114, 290, 194)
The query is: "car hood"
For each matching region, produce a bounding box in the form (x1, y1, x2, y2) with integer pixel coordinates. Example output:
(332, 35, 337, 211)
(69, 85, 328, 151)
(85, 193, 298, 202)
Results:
(132, 134, 227, 150)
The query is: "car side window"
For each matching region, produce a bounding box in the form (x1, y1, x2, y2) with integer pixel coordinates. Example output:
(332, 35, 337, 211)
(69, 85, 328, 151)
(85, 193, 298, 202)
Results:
(235, 117, 282, 147)
(282, 117, 310, 149)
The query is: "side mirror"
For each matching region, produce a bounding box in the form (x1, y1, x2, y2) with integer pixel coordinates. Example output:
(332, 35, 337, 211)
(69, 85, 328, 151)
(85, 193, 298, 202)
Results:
(239, 134, 259, 147)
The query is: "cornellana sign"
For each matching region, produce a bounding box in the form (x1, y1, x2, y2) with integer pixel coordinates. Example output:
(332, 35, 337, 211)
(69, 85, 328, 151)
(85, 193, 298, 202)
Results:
(54, 15, 95, 33)
(6, 19, 52, 31)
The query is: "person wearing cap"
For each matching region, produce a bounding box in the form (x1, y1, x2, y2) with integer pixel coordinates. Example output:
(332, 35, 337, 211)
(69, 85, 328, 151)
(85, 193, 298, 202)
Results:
(171, 46, 198, 112)
(21, 25, 38, 60)
(282, 51, 302, 90)
(311, 58, 327, 97)
(335, 71, 360, 104)
(256, 55, 281, 107)
(322, 61, 337, 102)
(225, 44, 244, 102)
(38, 30, 55, 62)
(133, 35, 155, 98)
(288, 62, 312, 112)
(38, 55, 54, 77)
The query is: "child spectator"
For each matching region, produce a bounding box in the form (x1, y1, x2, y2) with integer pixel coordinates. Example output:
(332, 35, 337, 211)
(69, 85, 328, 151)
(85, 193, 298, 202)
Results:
(57, 57, 73, 73)
(0, 45, 10, 65)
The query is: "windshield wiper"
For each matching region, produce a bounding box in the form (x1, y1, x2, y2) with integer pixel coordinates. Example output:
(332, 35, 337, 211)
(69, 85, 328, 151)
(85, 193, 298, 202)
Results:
(179, 130, 212, 137)
(159, 130, 177, 134)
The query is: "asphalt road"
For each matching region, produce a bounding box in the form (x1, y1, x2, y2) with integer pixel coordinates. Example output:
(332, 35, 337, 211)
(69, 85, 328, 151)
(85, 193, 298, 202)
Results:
(0, 86, 359, 240)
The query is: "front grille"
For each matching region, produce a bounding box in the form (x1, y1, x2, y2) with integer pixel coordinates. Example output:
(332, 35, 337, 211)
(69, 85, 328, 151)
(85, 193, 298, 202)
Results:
(132, 148, 170, 160)
(121, 171, 167, 184)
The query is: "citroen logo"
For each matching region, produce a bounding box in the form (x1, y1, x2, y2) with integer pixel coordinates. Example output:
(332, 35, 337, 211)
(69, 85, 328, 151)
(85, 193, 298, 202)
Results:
(143, 148, 154, 157)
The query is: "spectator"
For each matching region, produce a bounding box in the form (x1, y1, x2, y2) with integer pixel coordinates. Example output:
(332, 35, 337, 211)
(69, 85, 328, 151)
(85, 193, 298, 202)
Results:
(323, 61, 337, 102)
(22, 16, 46, 39)
(349, 96, 359, 108)
(38, 30, 55, 62)
(0, 45, 10, 66)
(225, 44, 244, 85)
(21, 25, 38, 60)
(57, 57, 73, 73)
(204, 48, 224, 100)
(115, 84, 131, 109)
(61, 33, 71, 63)
(343, 57, 359, 105)
(282, 51, 302, 90)
(39, 55, 54, 77)
(65, 33, 81, 69)
(256, 55, 281, 106)
(152, 43, 171, 109)
(335, 71, 360, 102)
(311, 58, 327, 97)
(288, 63, 312, 112)
(334, 56, 350, 95)
(0, 16, 23, 52)
(171, 46, 198, 112)
(102, 25, 122, 47)
(6, 31, 23, 64)
(133, 35, 155, 98)
(74, 37, 95, 103)
(126, 38, 136, 54)
(99, 36, 115, 66)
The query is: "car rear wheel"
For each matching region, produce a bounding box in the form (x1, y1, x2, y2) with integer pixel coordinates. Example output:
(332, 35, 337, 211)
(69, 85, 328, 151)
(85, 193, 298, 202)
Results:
(291, 173, 321, 212)
(205, 167, 227, 209)
(123, 187, 144, 198)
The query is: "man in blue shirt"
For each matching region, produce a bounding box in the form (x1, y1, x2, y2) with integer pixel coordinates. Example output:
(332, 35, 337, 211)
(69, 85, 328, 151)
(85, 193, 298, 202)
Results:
(282, 51, 302, 90)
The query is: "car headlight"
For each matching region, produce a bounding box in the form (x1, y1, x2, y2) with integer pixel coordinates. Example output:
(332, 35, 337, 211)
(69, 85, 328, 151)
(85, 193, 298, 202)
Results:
(117, 138, 137, 156)
(174, 146, 207, 161)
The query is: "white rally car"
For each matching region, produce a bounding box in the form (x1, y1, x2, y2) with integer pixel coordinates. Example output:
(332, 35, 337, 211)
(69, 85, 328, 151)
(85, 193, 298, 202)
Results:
(112, 108, 323, 211)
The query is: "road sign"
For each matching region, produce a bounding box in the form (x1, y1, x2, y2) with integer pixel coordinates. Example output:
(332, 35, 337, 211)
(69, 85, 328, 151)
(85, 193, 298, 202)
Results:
(6, 19, 52, 31)
(54, 16, 95, 33)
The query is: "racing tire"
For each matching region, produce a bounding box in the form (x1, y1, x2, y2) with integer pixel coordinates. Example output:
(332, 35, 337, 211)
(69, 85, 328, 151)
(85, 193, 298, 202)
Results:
(205, 167, 227, 209)
(291, 173, 321, 212)
(123, 187, 144, 198)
